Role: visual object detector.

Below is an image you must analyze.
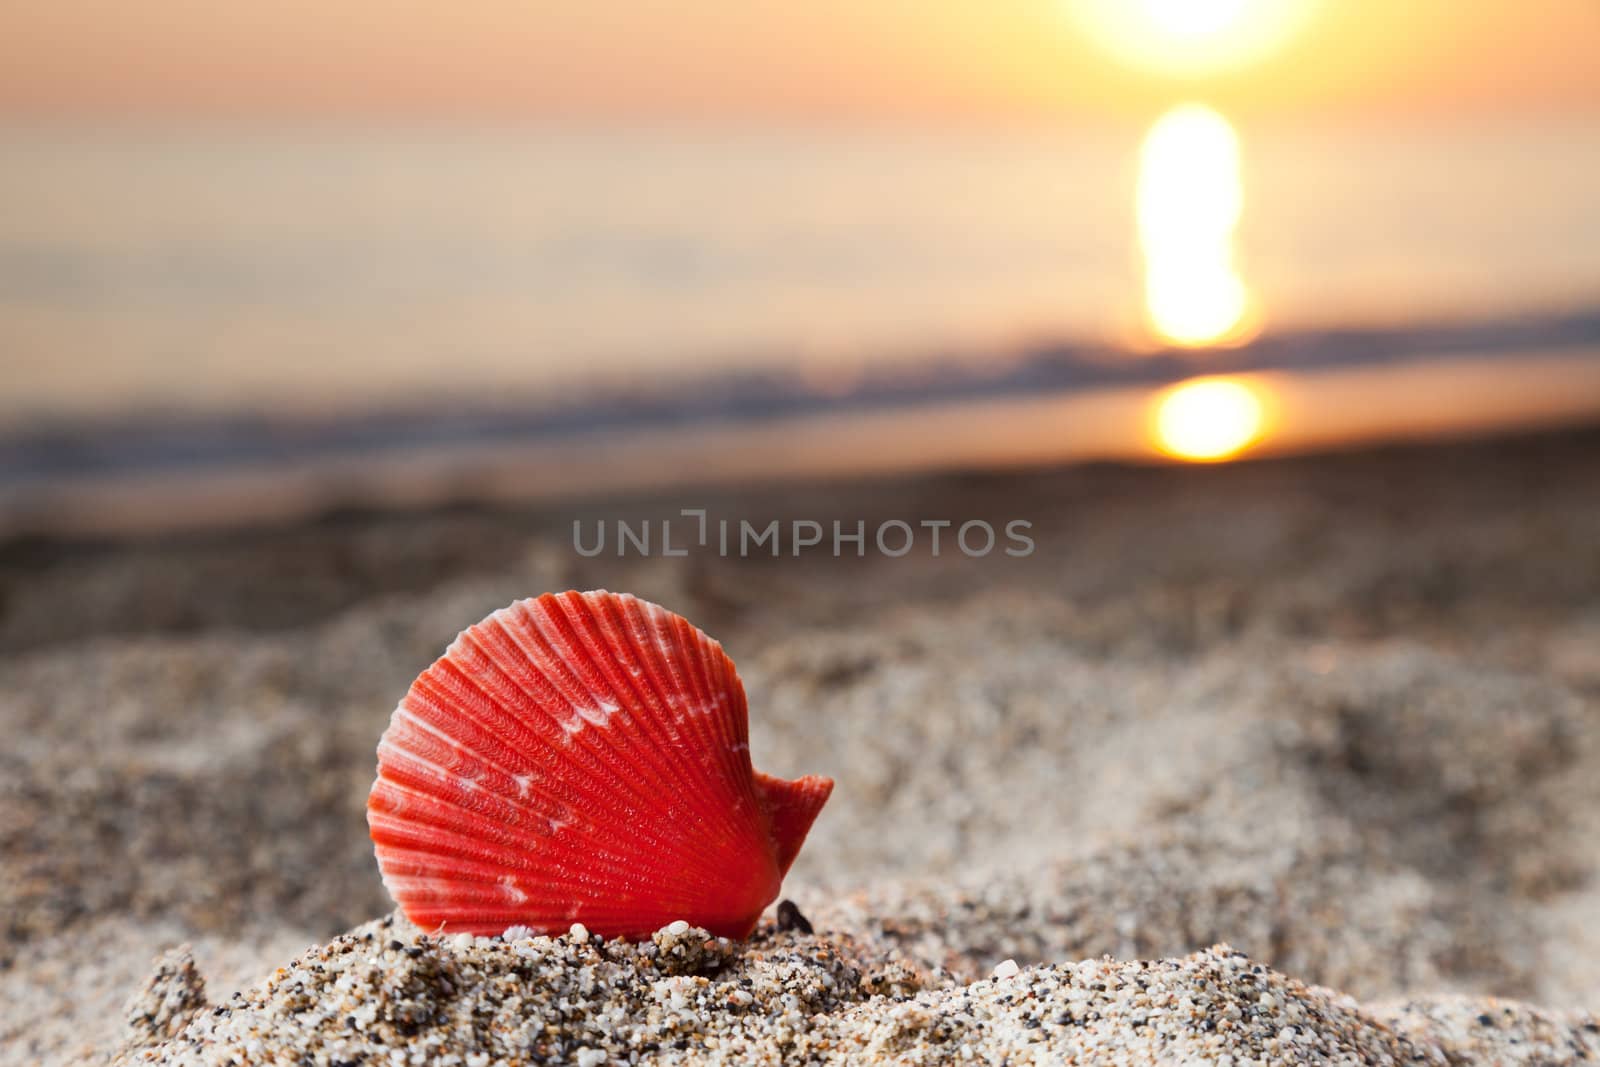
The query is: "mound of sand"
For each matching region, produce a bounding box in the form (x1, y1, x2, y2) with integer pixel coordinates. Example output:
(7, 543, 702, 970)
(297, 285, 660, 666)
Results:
(115, 915, 1599, 1066)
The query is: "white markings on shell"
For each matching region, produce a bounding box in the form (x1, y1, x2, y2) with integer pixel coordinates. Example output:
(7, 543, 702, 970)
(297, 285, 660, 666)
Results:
(575, 694, 622, 730)
(391, 707, 533, 786)
(381, 710, 571, 833)
(676, 669, 729, 720)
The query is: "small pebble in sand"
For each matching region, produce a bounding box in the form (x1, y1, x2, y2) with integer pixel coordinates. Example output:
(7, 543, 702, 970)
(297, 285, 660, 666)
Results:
(777, 899, 814, 935)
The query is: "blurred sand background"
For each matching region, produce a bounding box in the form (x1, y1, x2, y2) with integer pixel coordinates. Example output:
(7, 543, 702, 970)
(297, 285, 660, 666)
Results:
(4, 425, 1599, 1062)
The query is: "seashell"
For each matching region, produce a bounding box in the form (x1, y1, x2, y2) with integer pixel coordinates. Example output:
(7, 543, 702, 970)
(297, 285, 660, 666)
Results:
(367, 589, 833, 940)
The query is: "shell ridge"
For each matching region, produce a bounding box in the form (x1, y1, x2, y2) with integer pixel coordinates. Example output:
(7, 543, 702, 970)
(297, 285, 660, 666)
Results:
(387, 706, 545, 791)
(591, 593, 749, 850)
(647, 605, 731, 766)
(515, 596, 627, 732)
(370, 776, 566, 860)
(498, 598, 739, 883)
(371, 784, 694, 899)
(378, 844, 713, 927)
(374, 845, 637, 897)
(686, 613, 758, 804)
(507, 599, 708, 843)
(541, 591, 757, 886)
(374, 754, 717, 886)
(377, 884, 542, 920)
(372, 833, 651, 899)
(461, 618, 590, 736)
(375, 857, 661, 915)
(387, 690, 686, 864)
(378, 644, 731, 930)
(547, 593, 715, 818)
(646, 607, 771, 857)
(377, 880, 590, 921)
(406, 660, 647, 841)
(372, 838, 554, 889)
(418, 638, 577, 767)
(382, 711, 565, 819)
(374, 738, 577, 850)
(564, 594, 775, 913)
(649, 604, 785, 919)
(374, 743, 548, 841)
(437, 628, 596, 765)
(511, 598, 656, 744)
(452, 624, 671, 818)
(369, 794, 554, 918)
(542, 593, 776, 922)
(614, 596, 773, 879)
(402, 659, 723, 880)
(591, 595, 704, 761)
(687, 617, 763, 829)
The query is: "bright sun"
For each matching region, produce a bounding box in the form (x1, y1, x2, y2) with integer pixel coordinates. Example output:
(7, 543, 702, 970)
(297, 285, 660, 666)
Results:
(1069, 0, 1321, 77)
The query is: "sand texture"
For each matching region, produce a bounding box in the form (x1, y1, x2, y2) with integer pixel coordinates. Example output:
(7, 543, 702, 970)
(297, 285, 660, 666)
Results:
(107, 917, 1600, 1066)
(4, 429, 1600, 1064)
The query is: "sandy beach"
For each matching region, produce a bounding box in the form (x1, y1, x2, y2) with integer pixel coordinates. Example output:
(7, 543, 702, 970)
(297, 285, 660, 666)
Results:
(5, 426, 1600, 1064)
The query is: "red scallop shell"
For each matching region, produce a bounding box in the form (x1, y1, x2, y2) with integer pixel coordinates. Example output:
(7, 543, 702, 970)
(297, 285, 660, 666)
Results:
(367, 590, 833, 939)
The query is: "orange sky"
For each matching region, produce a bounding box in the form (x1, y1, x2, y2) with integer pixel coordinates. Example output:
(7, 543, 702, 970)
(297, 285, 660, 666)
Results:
(2, 1, 1597, 122)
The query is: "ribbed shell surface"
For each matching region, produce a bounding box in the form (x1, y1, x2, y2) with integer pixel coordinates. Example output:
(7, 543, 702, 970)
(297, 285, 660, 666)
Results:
(367, 590, 830, 939)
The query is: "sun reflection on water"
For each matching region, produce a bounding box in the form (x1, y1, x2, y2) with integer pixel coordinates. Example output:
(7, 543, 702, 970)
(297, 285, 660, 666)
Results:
(1137, 104, 1253, 347)
(1153, 376, 1267, 461)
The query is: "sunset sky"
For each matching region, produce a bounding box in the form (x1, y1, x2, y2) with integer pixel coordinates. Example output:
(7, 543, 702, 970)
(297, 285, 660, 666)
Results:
(3, 1, 1597, 123)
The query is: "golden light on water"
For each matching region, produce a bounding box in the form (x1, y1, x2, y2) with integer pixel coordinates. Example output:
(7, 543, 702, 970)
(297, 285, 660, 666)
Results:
(1137, 104, 1252, 347)
(1068, 0, 1322, 77)
(1153, 377, 1267, 461)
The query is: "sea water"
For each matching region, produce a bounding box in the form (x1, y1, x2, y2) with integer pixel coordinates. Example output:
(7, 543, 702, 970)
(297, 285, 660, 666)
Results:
(0, 119, 1597, 528)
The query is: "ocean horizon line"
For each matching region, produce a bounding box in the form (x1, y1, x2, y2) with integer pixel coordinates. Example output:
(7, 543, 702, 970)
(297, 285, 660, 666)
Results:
(4, 301, 1599, 490)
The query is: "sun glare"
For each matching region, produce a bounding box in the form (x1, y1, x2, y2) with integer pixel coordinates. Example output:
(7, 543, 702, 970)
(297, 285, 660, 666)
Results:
(1069, 0, 1320, 78)
(1137, 103, 1251, 346)
(1153, 377, 1266, 461)
(1142, 0, 1252, 37)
